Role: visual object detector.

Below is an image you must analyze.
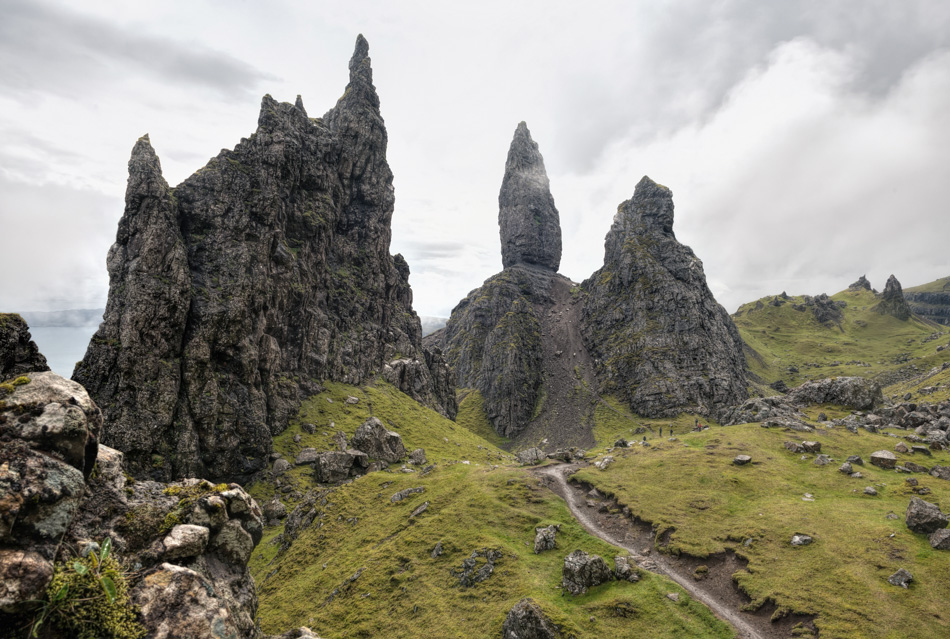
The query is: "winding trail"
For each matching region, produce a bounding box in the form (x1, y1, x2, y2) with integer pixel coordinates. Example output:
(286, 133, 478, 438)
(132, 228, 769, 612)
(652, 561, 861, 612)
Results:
(533, 462, 773, 639)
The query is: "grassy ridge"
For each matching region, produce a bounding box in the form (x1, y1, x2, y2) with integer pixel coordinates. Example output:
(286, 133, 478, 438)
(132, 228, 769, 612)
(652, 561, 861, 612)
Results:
(577, 418, 950, 638)
(249, 381, 733, 638)
(733, 288, 949, 400)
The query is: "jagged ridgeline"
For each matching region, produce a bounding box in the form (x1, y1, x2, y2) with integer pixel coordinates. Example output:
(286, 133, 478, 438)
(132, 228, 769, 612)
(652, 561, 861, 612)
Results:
(581, 176, 748, 417)
(74, 35, 456, 483)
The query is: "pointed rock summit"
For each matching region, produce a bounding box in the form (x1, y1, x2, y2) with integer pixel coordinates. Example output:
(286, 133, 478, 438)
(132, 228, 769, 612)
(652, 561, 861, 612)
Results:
(874, 274, 912, 320)
(75, 36, 455, 482)
(499, 122, 562, 272)
(849, 274, 872, 291)
(581, 176, 748, 417)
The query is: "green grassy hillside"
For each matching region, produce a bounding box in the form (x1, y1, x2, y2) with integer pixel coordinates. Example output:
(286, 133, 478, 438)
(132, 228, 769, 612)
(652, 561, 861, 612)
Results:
(733, 287, 950, 401)
(248, 381, 733, 638)
(576, 418, 950, 639)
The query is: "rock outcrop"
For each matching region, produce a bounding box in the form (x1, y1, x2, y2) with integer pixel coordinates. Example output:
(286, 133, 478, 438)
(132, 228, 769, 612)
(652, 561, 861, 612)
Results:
(499, 122, 561, 272)
(0, 370, 268, 639)
(0, 314, 49, 378)
(74, 35, 455, 483)
(501, 598, 564, 639)
(873, 274, 912, 321)
(849, 275, 872, 291)
(562, 549, 613, 595)
(580, 176, 748, 418)
(904, 276, 950, 326)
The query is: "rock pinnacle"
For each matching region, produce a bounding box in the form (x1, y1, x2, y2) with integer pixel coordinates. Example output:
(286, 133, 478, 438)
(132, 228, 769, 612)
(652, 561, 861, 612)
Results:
(875, 274, 912, 320)
(498, 122, 562, 271)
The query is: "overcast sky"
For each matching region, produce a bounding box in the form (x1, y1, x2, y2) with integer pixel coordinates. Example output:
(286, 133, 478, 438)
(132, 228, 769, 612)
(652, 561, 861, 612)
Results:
(2, 0, 949, 319)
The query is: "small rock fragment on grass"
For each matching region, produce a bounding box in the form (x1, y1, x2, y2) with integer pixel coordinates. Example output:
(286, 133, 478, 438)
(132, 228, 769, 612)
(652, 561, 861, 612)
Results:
(887, 568, 913, 588)
(791, 534, 813, 546)
(666, 592, 680, 602)
(863, 487, 878, 496)
(733, 455, 752, 465)
(929, 529, 950, 550)
(870, 450, 897, 469)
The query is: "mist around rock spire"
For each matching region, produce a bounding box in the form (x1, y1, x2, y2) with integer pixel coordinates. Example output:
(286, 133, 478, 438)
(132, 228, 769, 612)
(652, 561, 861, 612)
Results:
(498, 122, 562, 272)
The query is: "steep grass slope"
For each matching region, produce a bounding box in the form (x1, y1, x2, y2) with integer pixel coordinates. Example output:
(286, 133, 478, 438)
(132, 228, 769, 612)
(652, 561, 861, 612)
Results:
(248, 381, 733, 638)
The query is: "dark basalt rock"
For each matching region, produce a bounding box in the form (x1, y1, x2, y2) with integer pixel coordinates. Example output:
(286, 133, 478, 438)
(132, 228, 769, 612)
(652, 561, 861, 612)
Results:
(502, 598, 564, 639)
(873, 274, 912, 321)
(0, 314, 49, 378)
(849, 275, 872, 291)
(580, 176, 748, 418)
(73, 36, 455, 483)
(499, 122, 561, 272)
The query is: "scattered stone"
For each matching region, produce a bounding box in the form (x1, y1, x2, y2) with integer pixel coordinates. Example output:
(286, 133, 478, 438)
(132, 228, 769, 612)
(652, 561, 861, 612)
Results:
(391, 487, 425, 503)
(904, 462, 930, 474)
(613, 556, 640, 582)
(733, 455, 752, 465)
(313, 450, 368, 483)
(410, 502, 429, 519)
(791, 534, 813, 546)
(534, 525, 560, 554)
(839, 462, 853, 474)
(595, 456, 614, 470)
(895, 441, 909, 453)
(784, 441, 805, 454)
(847, 455, 865, 466)
(801, 441, 821, 453)
(666, 592, 680, 602)
(295, 448, 319, 465)
(906, 497, 949, 534)
(501, 598, 564, 639)
(409, 448, 427, 465)
(273, 458, 291, 474)
(431, 541, 443, 558)
(345, 396, 360, 405)
(614, 438, 628, 448)
(850, 472, 864, 479)
(455, 549, 503, 587)
(562, 550, 613, 595)
(802, 493, 815, 502)
(814, 455, 831, 466)
(912, 445, 933, 457)
(351, 417, 406, 463)
(864, 487, 878, 496)
(263, 497, 287, 521)
(887, 568, 913, 588)
(931, 466, 950, 481)
(929, 529, 950, 550)
(333, 431, 347, 451)
(516, 448, 547, 465)
(870, 450, 897, 469)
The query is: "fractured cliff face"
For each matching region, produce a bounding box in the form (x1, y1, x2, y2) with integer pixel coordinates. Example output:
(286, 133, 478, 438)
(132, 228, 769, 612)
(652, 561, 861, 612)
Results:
(499, 122, 562, 272)
(0, 313, 49, 378)
(581, 176, 748, 418)
(74, 35, 455, 483)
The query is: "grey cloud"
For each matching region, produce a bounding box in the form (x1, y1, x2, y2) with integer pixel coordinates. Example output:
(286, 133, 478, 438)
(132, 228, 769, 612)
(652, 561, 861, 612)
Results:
(0, 0, 277, 102)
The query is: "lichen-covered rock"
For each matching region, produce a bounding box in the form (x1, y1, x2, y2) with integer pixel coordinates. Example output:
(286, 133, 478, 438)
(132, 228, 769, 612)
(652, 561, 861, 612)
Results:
(533, 524, 560, 554)
(351, 417, 405, 463)
(501, 598, 564, 639)
(871, 450, 898, 469)
(161, 524, 210, 561)
(517, 447, 547, 465)
(0, 314, 49, 378)
(73, 35, 455, 483)
(562, 549, 613, 595)
(499, 122, 562, 272)
(580, 176, 748, 419)
(785, 377, 883, 411)
(874, 274, 912, 321)
(906, 497, 949, 534)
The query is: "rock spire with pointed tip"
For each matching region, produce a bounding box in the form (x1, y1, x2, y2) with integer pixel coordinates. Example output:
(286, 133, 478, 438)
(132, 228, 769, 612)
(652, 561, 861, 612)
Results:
(498, 122, 562, 272)
(75, 36, 455, 483)
(874, 274, 912, 320)
(581, 176, 748, 418)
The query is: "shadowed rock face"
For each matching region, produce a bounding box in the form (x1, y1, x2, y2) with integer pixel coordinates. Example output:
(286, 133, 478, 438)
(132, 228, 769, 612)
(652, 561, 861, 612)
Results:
(0, 314, 49, 378)
(74, 36, 455, 483)
(874, 274, 912, 321)
(499, 122, 562, 272)
(581, 176, 748, 418)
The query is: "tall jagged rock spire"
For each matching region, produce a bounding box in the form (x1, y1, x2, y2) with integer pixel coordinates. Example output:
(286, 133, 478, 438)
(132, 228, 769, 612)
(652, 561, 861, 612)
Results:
(875, 274, 912, 320)
(581, 176, 748, 418)
(499, 122, 562, 271)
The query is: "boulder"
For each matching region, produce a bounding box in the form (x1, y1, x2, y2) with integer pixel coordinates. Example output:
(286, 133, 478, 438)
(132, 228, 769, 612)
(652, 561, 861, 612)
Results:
(351, 417, 406, 463)
(905, 497, 949, 534)
(516, 448, 547, 465)
(870, 450, 897, 469)
(162, 524, 210, 561)
(502, 598, 564, 639)
(262, 498, 287, 522)
(864, 487, 878, 496)
(562, 549, 613, 595)
(295, 448, 319, 465)
(733, 455, 752, 465)
(839, 462, 853, 474)
(785, 377, 883, 411)
(929, 529, 950, 550)
(313, 450, 366, 484)
(390, 487, 425, 503)
(895, 442, 909, 454)
(455, 549, 502, 587)
(887, 568, 913, 588)
(801, 441, 821, 453)
(931, 466, 950, 481)
(534, 525, 560, 554)
(814, 454, 831, 466)
(613, 556, 640, 582)
(409, 448, 427, 465)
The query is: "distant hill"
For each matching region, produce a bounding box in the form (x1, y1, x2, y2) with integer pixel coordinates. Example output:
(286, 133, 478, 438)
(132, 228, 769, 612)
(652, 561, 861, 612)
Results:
(733, 278, 950, 402)
(905, 275, 950, 326)
(20, 308, 103, 327)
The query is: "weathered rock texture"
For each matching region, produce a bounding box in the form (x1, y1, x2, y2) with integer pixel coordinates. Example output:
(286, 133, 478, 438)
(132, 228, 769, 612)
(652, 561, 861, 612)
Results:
(873, 274, 912, 321)
(849, 275, 872, 291)
(74, 35, 455, 483)
(904, 276, 950, 326)
(581, 176, 748, 418)
(501, 598, 564, 639)
(0, 314, 49, 378)
(0, 370, 268, 639)
(562, 549, 613, 595)
(499, 122, 561, 272)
